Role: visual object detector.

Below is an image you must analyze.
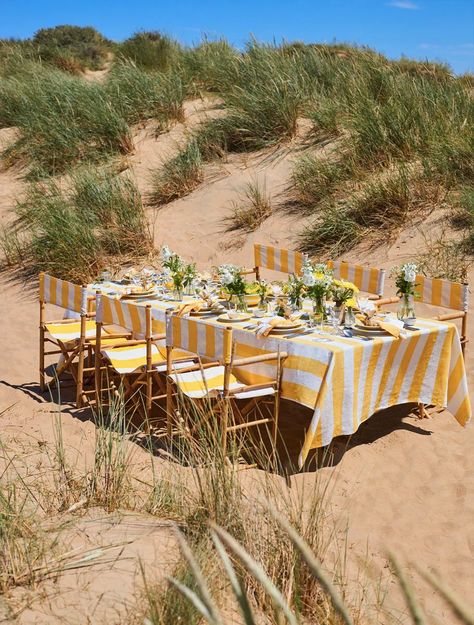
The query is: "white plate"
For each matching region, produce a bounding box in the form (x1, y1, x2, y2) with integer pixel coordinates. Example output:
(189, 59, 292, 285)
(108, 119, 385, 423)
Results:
(269, 324, 304, 335)
(190, 308, 223, 316)
(353, 325, 389, 338)
(217, 314, 251, 323)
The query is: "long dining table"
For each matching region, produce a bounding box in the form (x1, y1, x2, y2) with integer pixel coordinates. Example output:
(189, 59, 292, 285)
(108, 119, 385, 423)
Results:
(88, 282, 471, 468)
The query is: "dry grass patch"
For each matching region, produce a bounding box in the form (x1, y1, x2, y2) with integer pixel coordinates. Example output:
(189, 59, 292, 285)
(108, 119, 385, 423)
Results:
(226, 179, 273, 232)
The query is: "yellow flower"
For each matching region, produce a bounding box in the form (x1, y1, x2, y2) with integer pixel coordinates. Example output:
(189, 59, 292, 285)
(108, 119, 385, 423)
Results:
(346, 297, 357, 308)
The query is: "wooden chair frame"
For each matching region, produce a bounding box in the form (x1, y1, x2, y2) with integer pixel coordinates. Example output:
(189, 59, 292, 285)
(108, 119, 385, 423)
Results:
(414, 277, 469, 418)
(165, 310, 287, 454)
(93, 299, 194, 427)
(39, 273, 95, 407)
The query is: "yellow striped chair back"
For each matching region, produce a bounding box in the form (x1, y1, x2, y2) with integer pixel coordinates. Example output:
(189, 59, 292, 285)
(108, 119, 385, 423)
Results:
(39, 272, 87, 314)
(97, 293, 150, 336)
(326, 260, 385, 297)
(166, 314, 233, 364)
(414, 275, 469, 311)
(254, 244, 306, 275)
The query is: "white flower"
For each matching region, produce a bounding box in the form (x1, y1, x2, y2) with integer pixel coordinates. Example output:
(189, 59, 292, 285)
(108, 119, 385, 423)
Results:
(161, 245, 172, 262)
(220, 270, 234, 285)
(301, 270, 315, 287)
(403, 263, 418, 283)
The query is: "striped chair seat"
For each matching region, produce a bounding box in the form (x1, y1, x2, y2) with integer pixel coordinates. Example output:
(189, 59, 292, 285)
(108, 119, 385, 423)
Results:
(46, 321, 126, 345)
(173, 365, 276, 400)
(103, 342, 193, 375)
(46, 320, 97, 342)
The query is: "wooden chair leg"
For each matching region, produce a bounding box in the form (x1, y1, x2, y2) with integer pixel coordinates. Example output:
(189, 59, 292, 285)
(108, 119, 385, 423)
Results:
(76, 343, 85, 408)
(39, 324, 46, 392)
(418, 402, 427, 419)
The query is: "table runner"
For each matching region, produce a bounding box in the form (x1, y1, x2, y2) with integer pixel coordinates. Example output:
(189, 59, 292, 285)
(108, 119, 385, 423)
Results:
(88, 284, 471, 467)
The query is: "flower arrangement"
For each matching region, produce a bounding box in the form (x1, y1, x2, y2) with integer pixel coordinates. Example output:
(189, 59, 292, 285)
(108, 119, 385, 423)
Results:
(284, 274, 306, 310)
(161, 245, 197, 299)
(391, 262, 418, 297)
(391, 262, 418, 321)
(330, 279, 359, 308)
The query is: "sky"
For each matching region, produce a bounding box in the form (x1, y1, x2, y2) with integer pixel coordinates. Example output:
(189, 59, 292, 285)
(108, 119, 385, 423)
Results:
(1, 0, 473, 74)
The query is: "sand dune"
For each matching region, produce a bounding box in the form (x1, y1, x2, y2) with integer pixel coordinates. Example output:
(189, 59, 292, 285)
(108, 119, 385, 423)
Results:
(1, 100, 473, 623)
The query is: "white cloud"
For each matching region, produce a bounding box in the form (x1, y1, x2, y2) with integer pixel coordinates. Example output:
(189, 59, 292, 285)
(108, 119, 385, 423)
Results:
(388, 1, 420, 9)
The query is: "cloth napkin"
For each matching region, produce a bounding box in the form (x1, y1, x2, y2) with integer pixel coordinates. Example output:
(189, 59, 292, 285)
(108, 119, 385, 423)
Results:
(377, 317, 405, 338)
(256, 316, 296, 338)
(176, 300, 204, 317)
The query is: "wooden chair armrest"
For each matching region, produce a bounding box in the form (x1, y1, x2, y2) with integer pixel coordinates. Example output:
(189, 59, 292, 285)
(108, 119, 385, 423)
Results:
(168, 360, 220, 375)
(232, 352, 288, 367)
(437, 311, 465, 321)
(240, 268, 257, 276)
(104, 339, 145, 349)
(228, 382, 277, 396)
(151, 333, 166, 341)
(43, 318, 81, 325)
(375, 296, 400, 307)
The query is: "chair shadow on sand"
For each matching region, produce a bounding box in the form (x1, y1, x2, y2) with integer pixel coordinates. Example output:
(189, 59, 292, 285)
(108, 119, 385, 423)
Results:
(1, 376, 433, 478)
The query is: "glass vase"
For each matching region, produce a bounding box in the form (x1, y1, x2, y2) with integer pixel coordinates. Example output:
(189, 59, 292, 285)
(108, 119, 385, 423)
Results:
(184, 281, 195, 297)
(397, 293, 415, 322)
(312, 295, 325, 328)
(233, 294, 248, 313)
(344, 306, 356, 328)
(258, 295, 269, 313)
(172, 283, 183, 301)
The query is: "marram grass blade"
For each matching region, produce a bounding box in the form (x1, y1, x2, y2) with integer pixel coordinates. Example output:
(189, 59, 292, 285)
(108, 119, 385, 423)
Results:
(175, 529, 222, 624)
(269, 506, 354, 625)
(419, 568, 474, 625)
(167, 576, 220, 625)
(211, 531, 256, 625)
(389, 554, 426, 625)
(211, 523, 298, 625)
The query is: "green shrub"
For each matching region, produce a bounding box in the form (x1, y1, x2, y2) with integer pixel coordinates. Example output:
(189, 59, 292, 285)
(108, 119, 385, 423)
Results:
(119, 31, 182, 71)
(182, 38, 239, 92)
(32, 25, 110, 71)
(7, 167, 152, 281)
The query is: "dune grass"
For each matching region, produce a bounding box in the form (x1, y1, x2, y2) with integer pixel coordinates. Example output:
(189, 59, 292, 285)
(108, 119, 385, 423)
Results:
(150, 138, 204, 205)
(106, 60, 187, 126)
(2, 167, 152, 282)
(226, 179, 273, 232)
(0, 66, 133, 177)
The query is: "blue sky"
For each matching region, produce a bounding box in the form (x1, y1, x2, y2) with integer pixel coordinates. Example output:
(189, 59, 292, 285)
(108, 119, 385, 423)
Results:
(2, 0, 473, 73)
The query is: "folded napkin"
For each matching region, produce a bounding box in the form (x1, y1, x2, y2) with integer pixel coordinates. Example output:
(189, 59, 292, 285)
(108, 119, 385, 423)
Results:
(256, 316, 297, 338)
(176, 300, 204, 317)
(378, 318, 405, 338)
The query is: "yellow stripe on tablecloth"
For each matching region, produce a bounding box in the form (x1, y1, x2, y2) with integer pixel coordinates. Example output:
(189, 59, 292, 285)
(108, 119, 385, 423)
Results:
(331, 349, 345, 437)
(431, 328, 453, 406)
(374, 340, 403, 411)
(388, 334, 421, 405)
(352, 344, 364, 431)
(453, 396, 471, 426)
(407, 329, 438, 400)
(361, 340, 384, 419)
(447, 353, 465, 403)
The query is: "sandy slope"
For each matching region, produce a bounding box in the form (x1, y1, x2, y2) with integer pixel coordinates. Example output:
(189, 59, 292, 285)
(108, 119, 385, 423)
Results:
(1, 101, 473, 623)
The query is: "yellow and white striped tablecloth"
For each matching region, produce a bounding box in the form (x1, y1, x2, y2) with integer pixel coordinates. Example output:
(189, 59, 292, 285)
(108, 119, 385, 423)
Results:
(87, 286, 471, 467)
